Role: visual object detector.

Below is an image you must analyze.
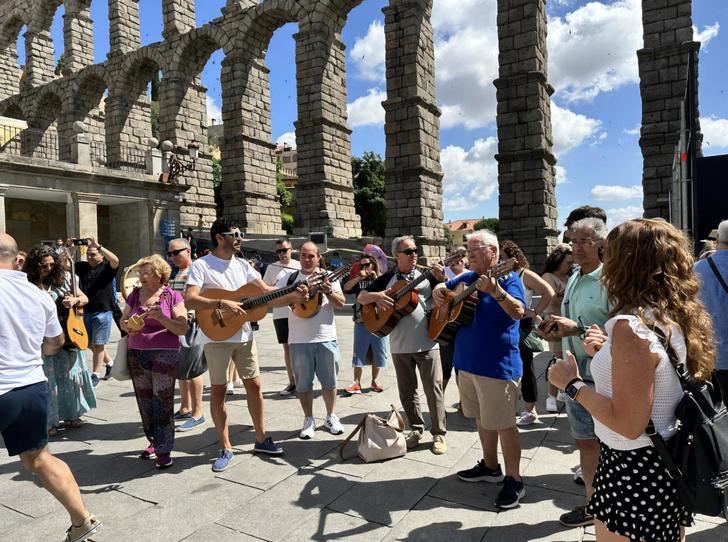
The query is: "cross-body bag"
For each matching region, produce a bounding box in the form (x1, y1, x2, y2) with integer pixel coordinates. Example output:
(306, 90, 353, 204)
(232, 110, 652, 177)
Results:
(339, 405, 406, 463)
(707, 255, 728, 294)
(645, 326, 728, 516)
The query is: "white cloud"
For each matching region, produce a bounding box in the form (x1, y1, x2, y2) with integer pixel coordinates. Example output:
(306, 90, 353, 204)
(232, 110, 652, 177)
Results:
(206, 96, 222, 125)
(350, 20, 385, 83)
(606, 205, 643, 230)
(695, 23, 720, 46)
(441, 138, 499, 212)
(623, 125, 640, 136)
(555, 165, 568, 185)
(591, 184, 642, 201)
(551, 102, 603, 155)
(701, 116, 728, 151)
(275, 131, 297, 149)
(347, 88, 386, 128)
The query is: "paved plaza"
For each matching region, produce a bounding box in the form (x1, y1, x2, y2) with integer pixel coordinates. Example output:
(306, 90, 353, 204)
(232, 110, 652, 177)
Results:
(1, 315, 726, 541)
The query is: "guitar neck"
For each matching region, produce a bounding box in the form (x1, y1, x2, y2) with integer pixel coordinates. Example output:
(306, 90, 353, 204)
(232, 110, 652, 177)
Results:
(452, 260, 516, 305)
(241, 283, 300, 309)
(393, 270, 430, 301)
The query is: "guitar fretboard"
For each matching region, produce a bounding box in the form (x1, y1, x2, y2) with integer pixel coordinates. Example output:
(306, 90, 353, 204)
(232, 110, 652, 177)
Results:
(241, 284, 299, 309)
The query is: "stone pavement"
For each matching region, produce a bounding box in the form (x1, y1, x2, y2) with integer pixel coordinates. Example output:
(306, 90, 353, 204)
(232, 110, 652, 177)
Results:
(1, 315, 726, 541)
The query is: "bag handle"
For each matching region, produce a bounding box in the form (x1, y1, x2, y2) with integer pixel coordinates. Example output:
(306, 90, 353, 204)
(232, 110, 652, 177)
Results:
(707, 256, 728, 295)
(388, 404, 405, 432)
(338, 416, 367, 461)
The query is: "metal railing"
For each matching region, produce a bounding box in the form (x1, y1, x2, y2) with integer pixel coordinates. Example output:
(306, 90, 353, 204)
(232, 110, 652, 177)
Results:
(89, 140, 107, 166)
(107, 145, 146, 173)
(0, 125, 23, 156)
(24, 131, 59, 161)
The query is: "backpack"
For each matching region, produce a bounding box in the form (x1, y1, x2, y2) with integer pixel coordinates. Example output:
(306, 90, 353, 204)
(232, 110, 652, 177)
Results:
(646, 327, 728, 516)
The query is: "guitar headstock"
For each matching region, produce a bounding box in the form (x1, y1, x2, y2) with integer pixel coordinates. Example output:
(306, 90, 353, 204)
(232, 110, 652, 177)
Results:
(442, 247, 467, 267)
(489, 257, 518, 279)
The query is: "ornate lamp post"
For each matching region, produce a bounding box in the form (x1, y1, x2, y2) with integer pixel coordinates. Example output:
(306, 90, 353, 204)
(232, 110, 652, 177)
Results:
(161, 140, 200, 184)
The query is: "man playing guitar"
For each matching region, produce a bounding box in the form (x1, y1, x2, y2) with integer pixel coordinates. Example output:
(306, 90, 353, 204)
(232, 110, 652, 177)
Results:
(357, 235, 448, 455)
(184, 218, 283, 472)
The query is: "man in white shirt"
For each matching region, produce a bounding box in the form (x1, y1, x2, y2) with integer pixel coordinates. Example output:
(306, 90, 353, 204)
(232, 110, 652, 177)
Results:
(262, 238, 301, 396)
(270, 241, 346, 439)
(184, 219, 283, 472)
(0, 233, 101, 542)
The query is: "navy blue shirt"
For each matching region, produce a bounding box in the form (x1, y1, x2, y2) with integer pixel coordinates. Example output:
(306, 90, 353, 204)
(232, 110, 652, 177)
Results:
(446, 271, 525, 380)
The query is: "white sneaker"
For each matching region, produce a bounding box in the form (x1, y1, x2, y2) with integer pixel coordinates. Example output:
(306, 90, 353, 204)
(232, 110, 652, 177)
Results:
(233, 378, 244, 388)
(545, 395, 558, 413)
(226, 382, 234, 395)
(324, 414, 344, 435)
(557, 390, 567, 402)
(300, 416, 316, 439)
(516, 411, 539, 426)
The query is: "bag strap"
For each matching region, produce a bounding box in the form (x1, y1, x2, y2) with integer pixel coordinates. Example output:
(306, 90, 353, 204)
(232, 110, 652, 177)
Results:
(707, 256, 728, 295)
(287, 271, 300, 287)
(338, 416, 367, 461)
(388, 404, 405, 432)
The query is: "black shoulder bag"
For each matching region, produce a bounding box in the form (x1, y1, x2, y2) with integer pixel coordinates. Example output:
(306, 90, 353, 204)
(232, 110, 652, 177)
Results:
(646, 327, 728, 516)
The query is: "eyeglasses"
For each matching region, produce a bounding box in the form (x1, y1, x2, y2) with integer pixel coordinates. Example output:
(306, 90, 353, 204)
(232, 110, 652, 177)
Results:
(399, 248, 418, 256)
(137, 269, 156, 276)
(167, 248, 188, 257)
(360, 263, 371, 269)
(220, 230, 243, 239)
(570, 238, 596, 247)
(467, 245, 489, 254)
(276, 248, 291, 254)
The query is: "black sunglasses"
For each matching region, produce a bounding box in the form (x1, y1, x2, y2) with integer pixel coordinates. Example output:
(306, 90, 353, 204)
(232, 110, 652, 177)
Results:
(360, 263, 371, 268)
(220, 231, 243, 239)
(167, 248, 187, 257)
(276, 248, 291, 254)
(399, 248, 418, 256)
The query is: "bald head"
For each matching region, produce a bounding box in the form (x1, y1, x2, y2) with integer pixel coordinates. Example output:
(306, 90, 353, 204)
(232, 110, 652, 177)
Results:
(0, 233, 19, 267)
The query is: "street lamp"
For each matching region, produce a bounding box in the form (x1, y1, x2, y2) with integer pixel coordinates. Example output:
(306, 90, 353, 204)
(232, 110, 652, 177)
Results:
(162, 140, 200, 184)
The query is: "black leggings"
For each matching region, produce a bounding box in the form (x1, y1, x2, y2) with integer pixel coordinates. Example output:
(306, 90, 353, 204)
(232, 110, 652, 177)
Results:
(519, 318, 537, 404)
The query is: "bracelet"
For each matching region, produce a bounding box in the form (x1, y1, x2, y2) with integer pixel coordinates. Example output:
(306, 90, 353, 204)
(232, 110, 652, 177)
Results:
(495, 289, 507, 302)
(97, 245, 104, 251)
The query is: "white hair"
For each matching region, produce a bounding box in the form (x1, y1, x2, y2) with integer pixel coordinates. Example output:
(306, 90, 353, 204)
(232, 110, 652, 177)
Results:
(168, 238, 190, 249)
(391, 235, 414, 256)
(718, 219, 728, 245)
(569, 217, 608, 240)
(466, 229, 498, 247)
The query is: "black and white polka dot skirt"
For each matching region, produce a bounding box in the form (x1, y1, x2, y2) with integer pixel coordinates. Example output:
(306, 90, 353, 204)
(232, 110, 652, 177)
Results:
(586, 443, 693, 542)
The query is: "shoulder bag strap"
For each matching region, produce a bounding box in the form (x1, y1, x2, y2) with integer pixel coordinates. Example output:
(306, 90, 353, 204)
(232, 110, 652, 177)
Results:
(707, 256, 728, 295)
(562, 277, 580, 357)
(338, 416, 367, 461)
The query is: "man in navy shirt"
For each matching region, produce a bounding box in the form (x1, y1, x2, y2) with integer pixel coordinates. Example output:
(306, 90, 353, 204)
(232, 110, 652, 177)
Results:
(433, 230, 526, 509)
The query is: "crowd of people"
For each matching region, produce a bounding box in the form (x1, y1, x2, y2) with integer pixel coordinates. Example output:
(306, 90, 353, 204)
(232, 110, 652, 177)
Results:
(1, 211, 726, 542)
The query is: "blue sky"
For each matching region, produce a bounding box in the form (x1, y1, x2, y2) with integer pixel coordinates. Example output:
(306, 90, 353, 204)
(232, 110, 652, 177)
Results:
(32, 0, 728, 228)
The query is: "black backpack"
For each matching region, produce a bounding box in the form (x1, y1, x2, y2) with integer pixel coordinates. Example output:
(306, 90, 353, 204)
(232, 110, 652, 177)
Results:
(647, 327, 728, 516)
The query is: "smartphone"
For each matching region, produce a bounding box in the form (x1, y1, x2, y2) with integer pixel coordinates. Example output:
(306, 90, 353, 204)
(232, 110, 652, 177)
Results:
(72, 238, 90, 246)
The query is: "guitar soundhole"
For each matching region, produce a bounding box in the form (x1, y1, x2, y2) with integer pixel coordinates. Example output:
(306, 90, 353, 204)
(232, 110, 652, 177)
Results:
(73, 329, 84, 336)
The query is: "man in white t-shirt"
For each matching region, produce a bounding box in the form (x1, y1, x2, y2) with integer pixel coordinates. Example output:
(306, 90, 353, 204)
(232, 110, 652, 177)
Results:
(270, 241, 346, 439)
(0, 233, 102, 542)
(262, 238, 301, 396)
(184, 219, 283, 472)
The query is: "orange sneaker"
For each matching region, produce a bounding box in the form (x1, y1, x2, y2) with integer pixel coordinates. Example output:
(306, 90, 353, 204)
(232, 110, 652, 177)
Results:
(344, 382, 362, 394)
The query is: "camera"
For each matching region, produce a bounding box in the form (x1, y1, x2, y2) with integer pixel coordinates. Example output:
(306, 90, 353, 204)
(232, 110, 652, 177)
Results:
(72, 238, 90, 246)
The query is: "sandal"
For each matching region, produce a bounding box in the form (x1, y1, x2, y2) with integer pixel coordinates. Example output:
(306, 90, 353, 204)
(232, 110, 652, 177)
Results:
(64, 419, 84, 429)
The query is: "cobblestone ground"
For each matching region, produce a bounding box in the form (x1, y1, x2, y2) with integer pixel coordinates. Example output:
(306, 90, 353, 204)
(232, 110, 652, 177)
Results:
(1, 315, 726, 541)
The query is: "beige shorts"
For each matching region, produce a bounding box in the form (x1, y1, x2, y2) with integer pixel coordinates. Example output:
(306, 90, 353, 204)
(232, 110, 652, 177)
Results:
(458, 370, 520, 430)
(204, 341, 260, 385)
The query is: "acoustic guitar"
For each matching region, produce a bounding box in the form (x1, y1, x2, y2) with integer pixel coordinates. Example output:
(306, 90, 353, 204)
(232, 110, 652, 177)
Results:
(427, 258, 517, 346)
(63, 245, 89, 350)
(197, 273, 326, 341)
(290, 264, 352, 319)
(361, 249, 466, 338)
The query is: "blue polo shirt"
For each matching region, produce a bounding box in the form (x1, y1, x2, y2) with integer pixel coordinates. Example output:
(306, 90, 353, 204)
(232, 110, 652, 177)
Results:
(695, 251, 728, 370)
(446, 271, 525, 380)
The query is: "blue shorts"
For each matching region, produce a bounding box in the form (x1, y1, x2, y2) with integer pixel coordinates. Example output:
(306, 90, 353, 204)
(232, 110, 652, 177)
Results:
(289, 341, 340, 393)
(0, 381, 49, 456)
(84, 310, 113, 346)
(352, 322, 388, 368)
(565, 389, 596, 440)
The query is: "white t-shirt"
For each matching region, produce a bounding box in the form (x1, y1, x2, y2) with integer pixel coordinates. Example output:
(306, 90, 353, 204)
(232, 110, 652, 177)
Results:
(263, 259, 301, 320)
(0, 269, 63, 395)
(186, 254, 260, 344)
(278, 270, 341, 344)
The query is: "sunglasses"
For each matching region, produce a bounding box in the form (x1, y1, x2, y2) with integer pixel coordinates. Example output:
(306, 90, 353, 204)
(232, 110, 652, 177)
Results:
(399, 248, 418, 256)
(276, 248, 291, 254)
(167, 248, 188, 257)
(220, 231, 243, 239)
(360, 263, 371, 269)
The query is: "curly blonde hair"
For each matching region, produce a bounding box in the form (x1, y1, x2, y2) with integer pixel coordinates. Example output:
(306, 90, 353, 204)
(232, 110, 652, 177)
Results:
(602, 218, 715, 381)
(134, 254, 172, 284)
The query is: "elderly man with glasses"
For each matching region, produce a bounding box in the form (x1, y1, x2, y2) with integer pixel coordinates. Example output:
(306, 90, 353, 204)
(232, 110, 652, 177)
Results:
(357, 235, 448, 455)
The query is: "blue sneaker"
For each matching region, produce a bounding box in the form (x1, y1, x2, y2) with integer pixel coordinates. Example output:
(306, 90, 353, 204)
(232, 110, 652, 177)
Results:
(253, 437, 284, 455)
(176, 416, 205, 432)
(174, 410, 193, 421)
(91, 373, 99, 388)
(212, 449, 234, 472)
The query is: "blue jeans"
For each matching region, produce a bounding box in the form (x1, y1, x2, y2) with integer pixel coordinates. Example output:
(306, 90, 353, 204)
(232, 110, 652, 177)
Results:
(84, 310, 113, 346)
(289, 341, 340, 393)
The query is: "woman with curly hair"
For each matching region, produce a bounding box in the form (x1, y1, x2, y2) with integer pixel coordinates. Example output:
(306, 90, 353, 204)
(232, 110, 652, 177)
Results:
(24, 245, 96, 436)
(549, 218, 715, 541)
(121, 254, 186, 468)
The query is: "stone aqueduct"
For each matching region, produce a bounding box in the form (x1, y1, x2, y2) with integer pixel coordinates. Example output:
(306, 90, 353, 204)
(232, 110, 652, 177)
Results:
(0, 0, 701, 265)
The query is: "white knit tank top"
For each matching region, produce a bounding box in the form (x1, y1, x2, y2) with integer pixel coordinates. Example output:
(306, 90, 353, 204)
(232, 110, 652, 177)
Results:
(590, 314, 684, 450)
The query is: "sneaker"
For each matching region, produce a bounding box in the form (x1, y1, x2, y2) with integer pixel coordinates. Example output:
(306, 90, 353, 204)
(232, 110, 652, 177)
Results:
(432, 435, 448, 455)
(253, 436, 284, 455)
(516, 411, 539, 426)
(212, 449, 234, 472)
(559, 505, 594, 527)
(233, 378, 244, 388)
(370, 381, 384, 393)
(300, 416, 316, 439)
(344, 382, 362, 395)
(405, 430, 423, 449)
(64, 513, 102, 542)
(573, 465, 584, 485)
(279, 383, 296, 396)
(140, 444, 156, 460)
(176, 416, 206, 432)
(91, 373, 99, 388)
(155, 453, 173, 468)
(174, 410, 193, 421)
(495, 476, 525, 509)
(557, 390, 567, 403)
(457, 459, 504, 483)
(102, 364, 113, 381)
(226, 381, 234, 395)
(324, 414, 344, 435)
(545, 395, 558, 413)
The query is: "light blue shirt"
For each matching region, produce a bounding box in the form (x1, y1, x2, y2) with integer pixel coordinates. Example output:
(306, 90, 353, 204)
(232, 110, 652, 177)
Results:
(695, 250, 728, 370)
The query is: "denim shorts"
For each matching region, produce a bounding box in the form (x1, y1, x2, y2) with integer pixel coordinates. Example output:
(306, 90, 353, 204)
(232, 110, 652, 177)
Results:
(289, 341, 340, 393)
(352, 323, 388, 368)
(564, 389, 596, 440)
(0, 381, 49, 456)
(84, 310, 113, 346)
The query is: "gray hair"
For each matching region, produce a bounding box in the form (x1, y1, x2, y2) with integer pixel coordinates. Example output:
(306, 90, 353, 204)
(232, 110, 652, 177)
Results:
(391, 235, 414, 256)
(168, 238, 191, 249)
(0, 233, 19, 264)
(569, 217, 608, 240)
(718, 219, 728, 245)
(467, 229, 498, 248)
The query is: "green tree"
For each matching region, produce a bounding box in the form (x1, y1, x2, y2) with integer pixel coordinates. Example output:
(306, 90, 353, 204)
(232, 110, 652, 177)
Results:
(212, 156, 222, 187)
(474, 218, 500, 233)
(276, 159, 293, 208)
(352, 151, 386, 237)
(150, 71, 161, 139)
(443, 224, 454, 248)
(54, 54, 65, 76)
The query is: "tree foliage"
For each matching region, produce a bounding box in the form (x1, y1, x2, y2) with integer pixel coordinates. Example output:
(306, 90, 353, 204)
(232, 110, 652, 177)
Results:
(212, 156, 222, 187)
(352, 151, 386, 237)
(443, 225, 454, 248)
(474, 218, 500, 233)
(276, 159, 293, 209)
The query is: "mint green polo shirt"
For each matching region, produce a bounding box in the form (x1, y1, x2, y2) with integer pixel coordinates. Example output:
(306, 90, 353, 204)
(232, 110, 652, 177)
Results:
(561, 264, 611, 382)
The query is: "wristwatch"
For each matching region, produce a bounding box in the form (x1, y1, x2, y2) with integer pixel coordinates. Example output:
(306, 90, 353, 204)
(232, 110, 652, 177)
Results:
(565, 378, 586, 401)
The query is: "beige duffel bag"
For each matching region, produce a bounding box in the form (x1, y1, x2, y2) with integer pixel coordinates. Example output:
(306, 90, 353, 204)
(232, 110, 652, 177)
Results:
(339, 405, 406, 463)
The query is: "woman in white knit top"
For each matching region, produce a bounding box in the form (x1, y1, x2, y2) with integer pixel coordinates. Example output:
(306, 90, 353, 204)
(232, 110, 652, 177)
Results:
(549, 218, 716, 542)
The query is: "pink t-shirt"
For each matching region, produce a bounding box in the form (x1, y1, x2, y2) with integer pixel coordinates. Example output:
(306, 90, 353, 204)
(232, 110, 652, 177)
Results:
(127, 287, 184, 350)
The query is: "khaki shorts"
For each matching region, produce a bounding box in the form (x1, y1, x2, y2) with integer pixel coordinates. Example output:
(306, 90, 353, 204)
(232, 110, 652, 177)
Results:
(204, 341, 260, 385)
(458, 370, 520, 430)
